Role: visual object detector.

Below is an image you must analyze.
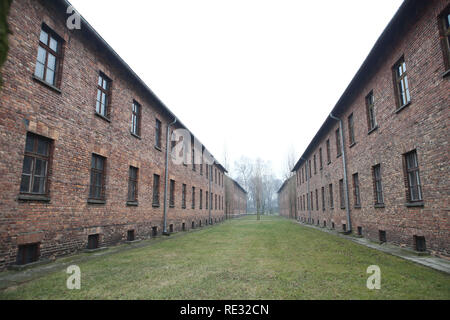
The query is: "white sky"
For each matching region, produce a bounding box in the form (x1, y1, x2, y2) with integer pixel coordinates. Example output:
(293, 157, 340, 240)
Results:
(69, 0, 404, 179)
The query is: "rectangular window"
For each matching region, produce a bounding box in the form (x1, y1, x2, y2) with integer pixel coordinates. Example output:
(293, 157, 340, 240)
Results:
(16, 243, 40, 265)
(366, 91, 377, 131)
(315, 189, 319, 211)
(308, 160, 312, 178)
(302, 167, 305, 183)
(169, 180, 175, 207)
(87, 234, 99, 250)
(326, 139, 331, 164)
(353, 173, 361, 207)
(34, 26, 62, 87)
(95, 73, 111, 118)
(319, 148, 323, 170)
(128, 166, 138, 202)
(329, 184, 334, 209)
(182, 184, 186, 209)
(348, 113, 355, 145)
(339, 179, 345, 209)
(404, 150, 423, 202)
(373, 164, 384, 205)
(152, 174, 160, 206)
(439, 6, 450, 70)
(313, 155, 317, 174)
(206, 191, 209, 209)
(393, 57, 411, 108)
(215, 194, 217, 210)
(321, 187, 325, 211)
(155, 119, 162, 149)
(310, 191, 314, 211)
(20, 133, 51, 195)
(335, 128, 342, 157)
(89, 154, 106, 200)
(131, 101, 141, 136)
(192, 147, 196, 171)
(200, 189, 203, 209)
(192, 187, 195, 209)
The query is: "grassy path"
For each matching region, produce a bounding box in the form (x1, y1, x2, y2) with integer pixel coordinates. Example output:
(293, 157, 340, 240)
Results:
(1, 216, 449, 299)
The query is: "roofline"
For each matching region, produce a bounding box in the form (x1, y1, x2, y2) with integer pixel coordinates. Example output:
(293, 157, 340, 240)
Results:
(60, 0, 226, 169)
(292, 0, 424, 172)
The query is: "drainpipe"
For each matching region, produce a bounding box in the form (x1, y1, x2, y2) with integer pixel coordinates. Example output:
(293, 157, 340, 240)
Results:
(209, 163, 212, 224)
(163, 116, 177, 236)
(329, 113, 352, 233)
(300, 156, 310, 224)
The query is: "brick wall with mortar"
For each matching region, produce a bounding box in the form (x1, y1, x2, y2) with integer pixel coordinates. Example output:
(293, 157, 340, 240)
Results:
(292, 0, 449, 257)
(0, 0, 226, 270)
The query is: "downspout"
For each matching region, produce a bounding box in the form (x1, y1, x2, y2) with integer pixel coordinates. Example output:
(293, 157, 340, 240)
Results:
(329, 113, 352, 233)
(300, 156, 310, 224)
(163, 116, 177, 236)
(208, 164, 212, 224)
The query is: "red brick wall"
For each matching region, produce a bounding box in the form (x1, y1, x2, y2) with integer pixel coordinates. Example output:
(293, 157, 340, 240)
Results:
(293, 0, 449, 257)
(0, 0, 226, 269)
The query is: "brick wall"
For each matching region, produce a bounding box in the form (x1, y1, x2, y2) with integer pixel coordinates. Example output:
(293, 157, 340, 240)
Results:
(291, 0, 449, 257)
(0, 0, 226, 269)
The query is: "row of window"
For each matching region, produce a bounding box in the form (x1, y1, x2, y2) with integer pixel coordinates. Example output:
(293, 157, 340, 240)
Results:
(168, 180, 223, 211)
(297, 150, 423, 212)
(295, 6, 450, 187)
(20, 132, 224, 210)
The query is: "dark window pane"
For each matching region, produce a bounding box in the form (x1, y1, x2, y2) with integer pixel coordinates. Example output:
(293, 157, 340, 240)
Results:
(20, 175, 31, 193)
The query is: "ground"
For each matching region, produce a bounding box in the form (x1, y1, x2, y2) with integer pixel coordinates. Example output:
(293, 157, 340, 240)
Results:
(0, 216, 449, 300)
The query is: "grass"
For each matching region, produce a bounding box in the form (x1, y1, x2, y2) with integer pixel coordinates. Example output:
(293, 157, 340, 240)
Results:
(0, 215, 449, 300)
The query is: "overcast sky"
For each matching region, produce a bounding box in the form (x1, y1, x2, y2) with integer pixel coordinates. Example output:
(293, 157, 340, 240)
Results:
(69, 0, 404, 179)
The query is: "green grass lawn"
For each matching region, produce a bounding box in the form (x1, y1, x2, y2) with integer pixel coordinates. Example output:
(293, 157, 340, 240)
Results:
(1, 216, 449, 300)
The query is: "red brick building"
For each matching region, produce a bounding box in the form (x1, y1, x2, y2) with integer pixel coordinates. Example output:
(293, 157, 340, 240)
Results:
(277, 176, 296, 220)
(224, 176, 248, 219)
(0, 0, 228, 269)
(282, 0, 449, 257)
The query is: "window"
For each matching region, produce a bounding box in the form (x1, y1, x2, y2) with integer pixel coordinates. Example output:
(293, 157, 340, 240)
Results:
(313, 155, 317, 174)
(182, 184, 186, 209)
(20, 133, 51, 195)
(200, 163, 203, 176)
(348, 113, 355, 145)
(326, 139, 331, 164)
(339, 179, 345, 209)
(310, 191, 313, 211)
(353, 173, 361, 207)
(87, 234, 99, 250)
(372, 164, 384, 205)
(393, 57, 411, 108)
(366, 91, 377, 131)
(315, 189, 319, 211)
(321, 187, 325, 211)
(169, 180, 175, 207)
(96, 73, 111, 118)
(128, 166, 138, 202)
(439, 6, 450, 71)
(155, 119, 162, 149)
(215, 194, 217, 210)
(308, 160, 312, 178)
(127, 230, 135, 242)
(329, 184, 334, 209)
(302, 167, 305, 183)
(335, 128, 341, 157)
(89, 154, 106, 200)
(131, 101, 141, 136)
(152, 174, 160, 206)
(319, 148, 323, 170)
(192, 187, 196, 209)
(200, 189, 203, 209)
(16, 243, 40, 265)
(404, 150, 423, 202)
(206, 191, 209, 209)
(34, 26, 62, 87)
